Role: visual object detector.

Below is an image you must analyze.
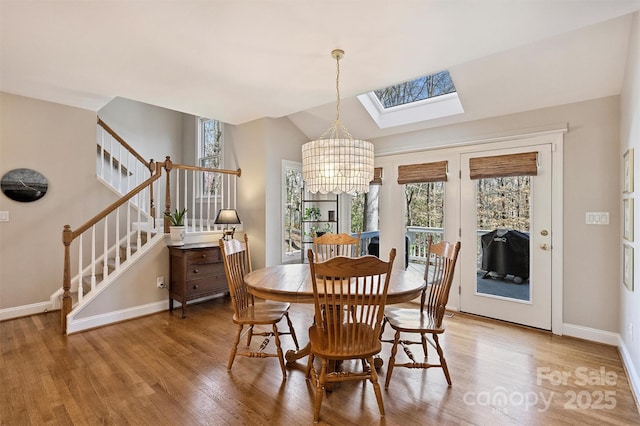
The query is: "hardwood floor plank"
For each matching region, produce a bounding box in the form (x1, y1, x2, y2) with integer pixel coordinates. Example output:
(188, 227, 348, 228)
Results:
(1, 297, 638, 425)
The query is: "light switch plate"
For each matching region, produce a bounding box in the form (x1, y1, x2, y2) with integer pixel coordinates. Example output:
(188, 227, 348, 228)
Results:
(0, 211, 8, 222)
(585, 212, 609, 225)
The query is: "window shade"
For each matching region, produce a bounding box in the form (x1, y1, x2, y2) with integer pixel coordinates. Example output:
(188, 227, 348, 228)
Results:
(397, 161, 448, 184)
(370, 167, 383, 185)
(469, 152, 538, 180)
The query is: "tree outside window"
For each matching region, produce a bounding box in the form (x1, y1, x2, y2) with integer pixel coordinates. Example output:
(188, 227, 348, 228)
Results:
(199, 118, 223, 196)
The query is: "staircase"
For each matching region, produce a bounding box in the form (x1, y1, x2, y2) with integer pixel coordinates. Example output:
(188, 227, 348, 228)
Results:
(57, 118, 241, 334)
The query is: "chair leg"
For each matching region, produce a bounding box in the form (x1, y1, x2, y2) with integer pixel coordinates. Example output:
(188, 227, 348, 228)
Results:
(313, 358, 327, 423)
(284, 311, 300, 350)
(228, 324, 243, 370)
(306, 353, 315, 379)
(246, 324, 254, 347)
(385, 329, 401, 389)
(368, 356, 385, 416)
(433, 334, 451, 386)
(421, 333, 428, 357)
(379, 316, 388, 339)
(273, 324, 287, 379)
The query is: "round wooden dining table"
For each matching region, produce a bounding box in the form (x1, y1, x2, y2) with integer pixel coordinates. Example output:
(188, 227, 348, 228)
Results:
(244, 262, 425, 362)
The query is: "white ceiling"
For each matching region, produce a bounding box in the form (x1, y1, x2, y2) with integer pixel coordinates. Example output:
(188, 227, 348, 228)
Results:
(2, 1, 639, 141)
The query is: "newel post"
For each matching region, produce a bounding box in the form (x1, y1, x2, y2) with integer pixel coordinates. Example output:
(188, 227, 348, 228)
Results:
(163, 156, 173, 234)
(61, 225, 73, 332)
(148, 158, 156, 227)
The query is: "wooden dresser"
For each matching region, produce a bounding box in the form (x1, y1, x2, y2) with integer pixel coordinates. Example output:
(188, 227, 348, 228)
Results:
(169, 242, 228, 318)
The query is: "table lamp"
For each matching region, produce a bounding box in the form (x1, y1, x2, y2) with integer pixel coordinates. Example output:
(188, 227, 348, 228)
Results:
(214, 209, 241, 240)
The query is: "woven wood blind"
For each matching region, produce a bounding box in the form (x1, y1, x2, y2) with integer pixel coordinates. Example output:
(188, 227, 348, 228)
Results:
(397, 161, 448, 184)
(469, 152, 538, 180)
(370, 167, 383, 185)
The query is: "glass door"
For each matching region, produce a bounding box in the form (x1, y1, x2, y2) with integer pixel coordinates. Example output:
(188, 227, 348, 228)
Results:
(460, 144, 552, 330)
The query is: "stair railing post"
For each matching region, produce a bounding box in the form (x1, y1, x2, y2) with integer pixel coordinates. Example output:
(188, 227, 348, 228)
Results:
(163, 156, 173, 234)
(61, 225, 73, 333)
(148, 159, 156, 228)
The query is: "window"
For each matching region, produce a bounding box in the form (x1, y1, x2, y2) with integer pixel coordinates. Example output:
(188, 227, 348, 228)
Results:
(373, 71, 456, 108)
(198, 118, 223, 196)
(357, 70, 463, 129)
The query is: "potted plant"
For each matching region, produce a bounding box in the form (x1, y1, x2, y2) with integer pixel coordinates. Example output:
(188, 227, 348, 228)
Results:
(304, 206, 321, 221)
(165, 208, 188, 246)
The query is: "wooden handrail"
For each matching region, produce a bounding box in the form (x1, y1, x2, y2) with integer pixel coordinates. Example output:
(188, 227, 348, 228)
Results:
(162, 160, 241, 232)
(71, 162, 164, 239)
(61, 147, 242, 332)
(171, 163, 242, 177)
(61, 162, 164, 330)
(97, 118, 150, 169)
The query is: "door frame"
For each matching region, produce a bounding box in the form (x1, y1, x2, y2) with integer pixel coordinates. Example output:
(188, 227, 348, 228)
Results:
(459, 143, 552, 330)
(458, 132, 564, 334)
(376, 128, 565, 335)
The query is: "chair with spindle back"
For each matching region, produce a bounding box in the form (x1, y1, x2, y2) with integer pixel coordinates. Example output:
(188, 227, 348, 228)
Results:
(380, 236, 460, 388)
(313, 231, 361, 261)
(306, 248, 396, 423)
(219, 234, 299, 379)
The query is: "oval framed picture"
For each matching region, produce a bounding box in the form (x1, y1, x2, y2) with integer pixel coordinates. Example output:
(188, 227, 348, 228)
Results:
(1, 168, 48, 202)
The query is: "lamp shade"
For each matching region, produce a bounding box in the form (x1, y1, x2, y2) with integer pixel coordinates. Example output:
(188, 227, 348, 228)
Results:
(301, 49, 374, 195)
(302, 138, 374, 195)
(214, 209, 241, 225)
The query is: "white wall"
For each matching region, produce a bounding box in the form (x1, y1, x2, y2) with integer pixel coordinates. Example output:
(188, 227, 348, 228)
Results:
(373, 96, 621, 333)
(228, 116, 306, 269)
(99, 97, 184, 164)
(0, 93, 103, 310)
(0, 93, 190, 319)
(619, 11, 640, 399)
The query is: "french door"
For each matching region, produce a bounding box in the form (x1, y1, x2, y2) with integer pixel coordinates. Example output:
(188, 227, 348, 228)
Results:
(459, 144, 552, 330)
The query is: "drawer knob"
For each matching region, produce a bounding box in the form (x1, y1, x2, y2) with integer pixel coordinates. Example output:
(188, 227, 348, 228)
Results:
(201, 254, 207, 258)
(193, 269, 199, 273)
(193, 284, 199, 289)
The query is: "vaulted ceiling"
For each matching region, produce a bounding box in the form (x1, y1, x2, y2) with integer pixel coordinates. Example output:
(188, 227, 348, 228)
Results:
(2, 1, 639, 141)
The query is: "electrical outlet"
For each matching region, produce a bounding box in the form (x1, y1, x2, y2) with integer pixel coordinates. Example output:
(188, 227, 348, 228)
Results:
(157, 277, 165, 288)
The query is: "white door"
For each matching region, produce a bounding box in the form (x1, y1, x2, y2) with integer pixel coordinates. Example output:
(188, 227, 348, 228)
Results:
(459, 144, 552, 330)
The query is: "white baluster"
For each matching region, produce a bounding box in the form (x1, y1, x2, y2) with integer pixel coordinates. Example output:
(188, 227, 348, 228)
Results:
(91, 226, 96, 291)
(103, 217, 109, 280)
(115, 208, 121, 268)
(136, 194, 142, 252)
(126, 203, 132, 260)
(78, 234, 83, 302)
(199, 170, 203, 231)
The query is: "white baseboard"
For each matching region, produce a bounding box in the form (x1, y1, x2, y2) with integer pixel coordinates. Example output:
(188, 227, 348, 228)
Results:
(562, 322, 620, 346)
(618, 336, 640, 409)
(0, 301, 54, 321)
(66, 300, 169, 334)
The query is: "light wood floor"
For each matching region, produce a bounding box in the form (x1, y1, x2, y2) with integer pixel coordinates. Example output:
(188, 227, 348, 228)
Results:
(1, 297, 638, 425)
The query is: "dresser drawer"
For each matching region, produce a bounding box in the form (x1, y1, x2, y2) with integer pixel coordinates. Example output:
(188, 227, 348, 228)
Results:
(186, 248, 221, 265)
(185, 274, 228, 297)
(185, 262, 225, 281)
(169, 243, 228, 318)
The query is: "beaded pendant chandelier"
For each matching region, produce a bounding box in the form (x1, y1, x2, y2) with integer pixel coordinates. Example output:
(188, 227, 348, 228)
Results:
(302, 49, 374, 195)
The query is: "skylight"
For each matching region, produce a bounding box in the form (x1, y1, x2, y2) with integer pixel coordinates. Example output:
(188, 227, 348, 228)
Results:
(358, 70, 464, 129)
(374, 70, 456, 108)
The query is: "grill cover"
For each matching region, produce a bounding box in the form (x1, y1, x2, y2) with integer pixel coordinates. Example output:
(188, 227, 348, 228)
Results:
(481, 229, 530, 279)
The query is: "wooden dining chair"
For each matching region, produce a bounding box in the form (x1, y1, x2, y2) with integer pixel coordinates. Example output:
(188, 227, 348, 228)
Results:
(306, 248, 396, 423)
(313, 231, 361, 261)
(380, 236, 460, 388)
(219, 235, 299, 379)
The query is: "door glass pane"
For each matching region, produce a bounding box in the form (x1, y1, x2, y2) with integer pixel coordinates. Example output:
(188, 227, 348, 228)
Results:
(405, 182, 445, 270)
(351, 185, 380, 256)
(475, 176, 531, 301)
(284, 167, 303, 263)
